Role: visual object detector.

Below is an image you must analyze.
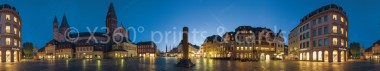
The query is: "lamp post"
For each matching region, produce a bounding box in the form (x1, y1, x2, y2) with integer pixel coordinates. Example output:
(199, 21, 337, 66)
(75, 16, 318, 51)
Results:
(176, 27, 195, 67)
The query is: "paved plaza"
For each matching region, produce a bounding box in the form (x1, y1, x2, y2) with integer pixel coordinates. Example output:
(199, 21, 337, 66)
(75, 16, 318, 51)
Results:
(0, 57, 379, 71)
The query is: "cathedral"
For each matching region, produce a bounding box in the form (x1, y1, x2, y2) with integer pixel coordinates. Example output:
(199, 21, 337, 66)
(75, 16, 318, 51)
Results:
(37, 3, 136, 59)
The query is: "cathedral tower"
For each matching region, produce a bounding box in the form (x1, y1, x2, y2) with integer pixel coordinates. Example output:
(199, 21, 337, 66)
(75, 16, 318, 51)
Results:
(59, 14, 70, 40)
(106, 3, 118, 35)
(53, 16, 59, 41)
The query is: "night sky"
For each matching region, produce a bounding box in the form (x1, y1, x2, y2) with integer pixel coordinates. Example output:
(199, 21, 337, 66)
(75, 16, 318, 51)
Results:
(3, 0, 380, 51)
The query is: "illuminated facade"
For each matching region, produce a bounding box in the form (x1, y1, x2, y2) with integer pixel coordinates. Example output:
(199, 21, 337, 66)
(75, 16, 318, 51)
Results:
(201, 35, 225, 58)
(364, 40, 380, 60)
(201, 26, 285, 60)
(288, 4, 348, 62)
(137, 41, 158, 57)
(0, 4, 22, 62)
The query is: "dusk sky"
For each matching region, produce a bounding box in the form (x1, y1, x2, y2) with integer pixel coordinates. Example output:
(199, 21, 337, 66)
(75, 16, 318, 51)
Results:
(3, 0, 380, 51)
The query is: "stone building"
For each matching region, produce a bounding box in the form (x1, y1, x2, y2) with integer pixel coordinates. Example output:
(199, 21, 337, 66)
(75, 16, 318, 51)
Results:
(288, 4, 349, 62)
(137, 41, 158, 57)
(201, 26, 285, 60)
(0, 4, 22, 62)
(37, 3, 132, 59)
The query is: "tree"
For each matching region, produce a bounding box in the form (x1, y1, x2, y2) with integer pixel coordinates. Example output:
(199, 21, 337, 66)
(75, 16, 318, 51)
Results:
(22, 42, 34, 59)
(349, 42, 360, 59)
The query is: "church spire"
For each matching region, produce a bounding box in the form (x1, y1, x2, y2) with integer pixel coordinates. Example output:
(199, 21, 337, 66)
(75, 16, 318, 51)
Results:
(107, 3, 117, 20)
(106, 3, 118, 34)
(53, 16, 58, 24)
(60, 14, 70, 28)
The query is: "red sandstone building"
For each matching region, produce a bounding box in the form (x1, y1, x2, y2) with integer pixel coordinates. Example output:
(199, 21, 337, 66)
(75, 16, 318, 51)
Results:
(0, 4, 22, 62)
(288, 4, 349, 62)
(137, 41, 158, 57)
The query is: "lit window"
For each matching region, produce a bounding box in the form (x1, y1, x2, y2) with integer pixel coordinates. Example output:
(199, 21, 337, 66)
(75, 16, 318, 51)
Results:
(340, 17, 344, 22)
(249, 47, 252, 50)
(345, 22, 347, 26)
(345, 32, 347, 37)
(6, 26, 10, 33)
(19, 41, 21, 47)
(332, 26, 337, 33)
(18, 22, 20, 26)
(14, 17, 17, 22)
(341, 39, 344, 46)
(333, 38, 338, 45)
(6, 14, 10, 20)
(6, 38, 10, 45)
(245, 47, 247, 50)
(18, 32, 20, 37)
(346, 41, 348, 47)
(341, 28, 344, 34)
(14, 28, 17, 34)
(14, 39, 17, 46)
(333, 14, 337, 20)
(237, 47, 239, 50)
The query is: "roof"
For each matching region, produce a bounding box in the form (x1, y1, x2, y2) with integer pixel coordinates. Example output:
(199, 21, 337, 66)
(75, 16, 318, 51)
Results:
(291, 4, 346, 32)
(106, 3, 117, 19)
(69, 32, 106, 38)
(136, 41, 156, 46)
(59, 14, 70, 29)
(0, 4, 17, 12)
(204, 35, 222, 43)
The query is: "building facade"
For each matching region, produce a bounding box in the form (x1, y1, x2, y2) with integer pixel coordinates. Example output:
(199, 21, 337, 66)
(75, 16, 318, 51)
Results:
(201, 26, 285, 60)
(364, 40, 380, 60)
(137, 41, 158, 57)
(0, 4, 22, 62)
(288, 4, 349, 62)
(38, 3, 132, 59)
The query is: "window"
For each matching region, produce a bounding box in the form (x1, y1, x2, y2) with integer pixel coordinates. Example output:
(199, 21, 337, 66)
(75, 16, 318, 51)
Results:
(324, 26, 328, 34)
(249, 47, 252, 50)
(324, 15, 328, 22)
(14, 39, 17, 46)
(6, 14, 10, 20)
(313, 20, 317, 25)
(332, 26, 337, 33)
(313, 40, 316, 47)
(341, 28, 344, 34)
(18, 32, 20, 37)
(306, 32, 309, 38)
(237, 47, 240, 50)
(345, 31, 348, 37)
(324, 38, 329, 46)
(6, 38, 10, 45)
(318, 18, 322, 24)
(306, 41, 309, 47)
(313, 30, 317, 36)
(346, 41, 348, 47)
(333, 38, 338, 45)
(6, 26, 10, 33)
(340, 17, 344, 22)
(341, 39, 344, 46)
(318, 28, 322, 35)
(306, 24, 309, 29)
(333, 14, 337, 20)
(14, 28, 17, 34)
(345, 22, 347, 26)
(318, 39, 322, 46)
(14, 17, 17, 22)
